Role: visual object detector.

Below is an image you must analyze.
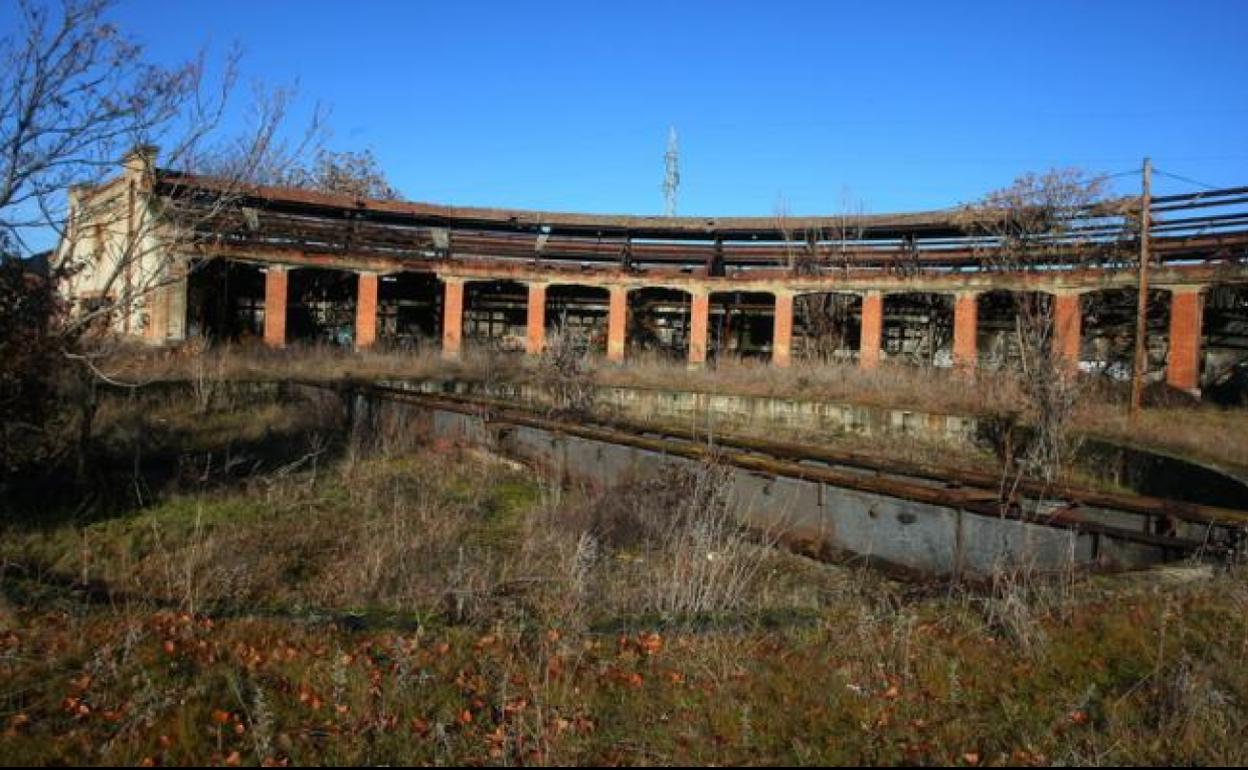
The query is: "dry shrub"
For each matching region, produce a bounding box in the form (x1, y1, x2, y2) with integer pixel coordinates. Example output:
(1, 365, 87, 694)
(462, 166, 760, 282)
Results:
(1147, 654, 1238, 757)
(535, 324, 594, 418)
(580, 458, 778, 622)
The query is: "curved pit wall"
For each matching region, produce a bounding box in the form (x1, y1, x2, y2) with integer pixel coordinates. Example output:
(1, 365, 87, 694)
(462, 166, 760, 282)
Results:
(118, 379, 1245, 578)
(380, 378, 1248, 511)
(342, 387, 1188, 578)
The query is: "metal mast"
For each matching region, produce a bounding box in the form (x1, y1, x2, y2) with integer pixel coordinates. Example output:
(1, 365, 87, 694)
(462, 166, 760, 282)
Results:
(663, 126, 680, 217)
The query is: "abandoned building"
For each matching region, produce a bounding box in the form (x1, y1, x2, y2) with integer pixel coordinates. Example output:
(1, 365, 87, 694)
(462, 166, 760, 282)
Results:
(58, 148, 1248, 393)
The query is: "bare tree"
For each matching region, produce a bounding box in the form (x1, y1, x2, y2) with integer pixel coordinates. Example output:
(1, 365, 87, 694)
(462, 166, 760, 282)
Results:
(957, 169, 1124, 491)
(775, 190, 866, 362)
(0, 0, 307, 476)
(283, 148, 401, 200)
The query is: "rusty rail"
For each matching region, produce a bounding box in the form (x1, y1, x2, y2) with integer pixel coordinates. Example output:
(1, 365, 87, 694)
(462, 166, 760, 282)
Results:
(353, 383, 1247, 555)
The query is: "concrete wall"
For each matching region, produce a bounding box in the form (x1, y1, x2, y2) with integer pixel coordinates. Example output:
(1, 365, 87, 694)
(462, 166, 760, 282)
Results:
(385, 377, 1248, 509)
(389, 378, 983, 450)
(423, 405, 1152, 577)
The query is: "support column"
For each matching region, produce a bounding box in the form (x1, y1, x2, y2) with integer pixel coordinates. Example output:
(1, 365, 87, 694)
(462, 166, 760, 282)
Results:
(355, 271, 379, 350)
(526, 282, 547, 356)
(145, 282, 169, 344)
(607, 285, 628, 363)
(773, 290, 794, 368)
(952, 291, 978, 374)
(1052, 292, 1081, 370)
(689, 289, 710, 367)
(441, 277, 465, 359)
(263, 266, 288, 349)
(859, 290, 883, 370)
(1167, 288, 1204, 392)
(165, 267, 188, 343)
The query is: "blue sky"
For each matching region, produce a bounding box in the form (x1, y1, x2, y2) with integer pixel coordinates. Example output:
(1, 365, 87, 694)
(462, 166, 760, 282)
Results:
(36, 1, 1248, 215)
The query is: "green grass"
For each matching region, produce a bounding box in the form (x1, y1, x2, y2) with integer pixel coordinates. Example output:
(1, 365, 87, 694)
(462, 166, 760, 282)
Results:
(3, 575, 1247, 765)
(3, 386, 1248, 766)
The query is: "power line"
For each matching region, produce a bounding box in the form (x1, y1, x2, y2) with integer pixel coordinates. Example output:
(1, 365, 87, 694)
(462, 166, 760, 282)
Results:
(1152, 168, 1221, 191)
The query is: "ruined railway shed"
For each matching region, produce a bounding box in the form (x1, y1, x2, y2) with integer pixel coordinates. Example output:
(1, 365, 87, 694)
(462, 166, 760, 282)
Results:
(60, 149, 1248, 393)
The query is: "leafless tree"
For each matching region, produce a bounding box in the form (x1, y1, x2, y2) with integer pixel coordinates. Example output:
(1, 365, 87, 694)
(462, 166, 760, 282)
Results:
(957, 169, 1125, 492)
(536, 318, 595, 418)
(0, 0, 310, 476)
(283, 148, 400, 200)
(774, 191, 867, 361)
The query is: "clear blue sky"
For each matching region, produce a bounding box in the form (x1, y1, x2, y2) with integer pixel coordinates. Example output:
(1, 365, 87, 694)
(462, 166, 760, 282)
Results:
(61, 1, 1248, 215)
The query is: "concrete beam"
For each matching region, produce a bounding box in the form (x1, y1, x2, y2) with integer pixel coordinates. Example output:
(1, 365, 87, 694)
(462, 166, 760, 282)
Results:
(216, 246, 1248, 298)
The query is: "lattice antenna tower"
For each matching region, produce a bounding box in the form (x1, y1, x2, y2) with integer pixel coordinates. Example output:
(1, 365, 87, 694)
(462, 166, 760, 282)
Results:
(663, 126, 680, 216)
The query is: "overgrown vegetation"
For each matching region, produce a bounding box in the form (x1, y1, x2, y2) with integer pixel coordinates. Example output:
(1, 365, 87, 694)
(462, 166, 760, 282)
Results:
(102, 342, 1248, 473)
(3, 389, 1248, 765)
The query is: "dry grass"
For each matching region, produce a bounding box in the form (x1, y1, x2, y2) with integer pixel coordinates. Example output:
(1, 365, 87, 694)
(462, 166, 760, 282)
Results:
(4, 391, 1248, 765)
(1080, 404, 1248, 471)
(105, 341, 1248, 473)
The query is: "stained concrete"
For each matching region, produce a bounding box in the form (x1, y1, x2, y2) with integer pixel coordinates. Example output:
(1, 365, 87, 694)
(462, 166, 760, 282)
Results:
(422, 404, 1158, 577)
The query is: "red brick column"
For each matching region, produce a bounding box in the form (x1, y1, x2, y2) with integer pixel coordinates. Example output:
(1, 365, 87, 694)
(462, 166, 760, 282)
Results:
(952, 292, 978, 373)
(1167, 288, 1203, 392)
(607, 285, 628, 362)
(859, 290, 883, 370)
(689, 290, 710, 366)
(263, 266, 288, 348)
(526, 282, 547, 356)
(441, 277, 465, 359)
(1052, 293, 1082, 369)
(773, 291, 794, 368)
(355, 272, 379, 350)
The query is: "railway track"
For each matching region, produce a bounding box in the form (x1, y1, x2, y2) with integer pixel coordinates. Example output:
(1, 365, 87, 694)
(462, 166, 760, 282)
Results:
(348, 382, 1248, 570)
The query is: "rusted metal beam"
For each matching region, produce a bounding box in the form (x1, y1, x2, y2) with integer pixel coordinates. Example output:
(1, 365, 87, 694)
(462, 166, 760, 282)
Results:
(366, 385, 1248, 532)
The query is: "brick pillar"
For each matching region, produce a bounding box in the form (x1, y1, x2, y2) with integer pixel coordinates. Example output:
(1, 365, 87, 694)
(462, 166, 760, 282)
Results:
(441, 277, 465, 359)
(607, 285, 628, 363)
(263, 266, 288, 348)
(1052, 293, 1081, 369)
(1167, 288, 1203, 392)
(859, 290, 883, 370)
(952, 292, 978, 373)
(689, 290, 710, 366)
(773, 291, 794, 368)
(355, 271, 379, 350)
(526, 282, 547, 356)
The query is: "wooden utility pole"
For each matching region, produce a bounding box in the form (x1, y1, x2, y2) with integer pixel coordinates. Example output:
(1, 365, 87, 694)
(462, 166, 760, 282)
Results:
(1130, 157, 1152, 421)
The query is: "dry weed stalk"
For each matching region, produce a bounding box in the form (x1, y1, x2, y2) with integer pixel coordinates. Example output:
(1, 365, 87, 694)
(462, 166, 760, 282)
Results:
(536, 322, 595, 418)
